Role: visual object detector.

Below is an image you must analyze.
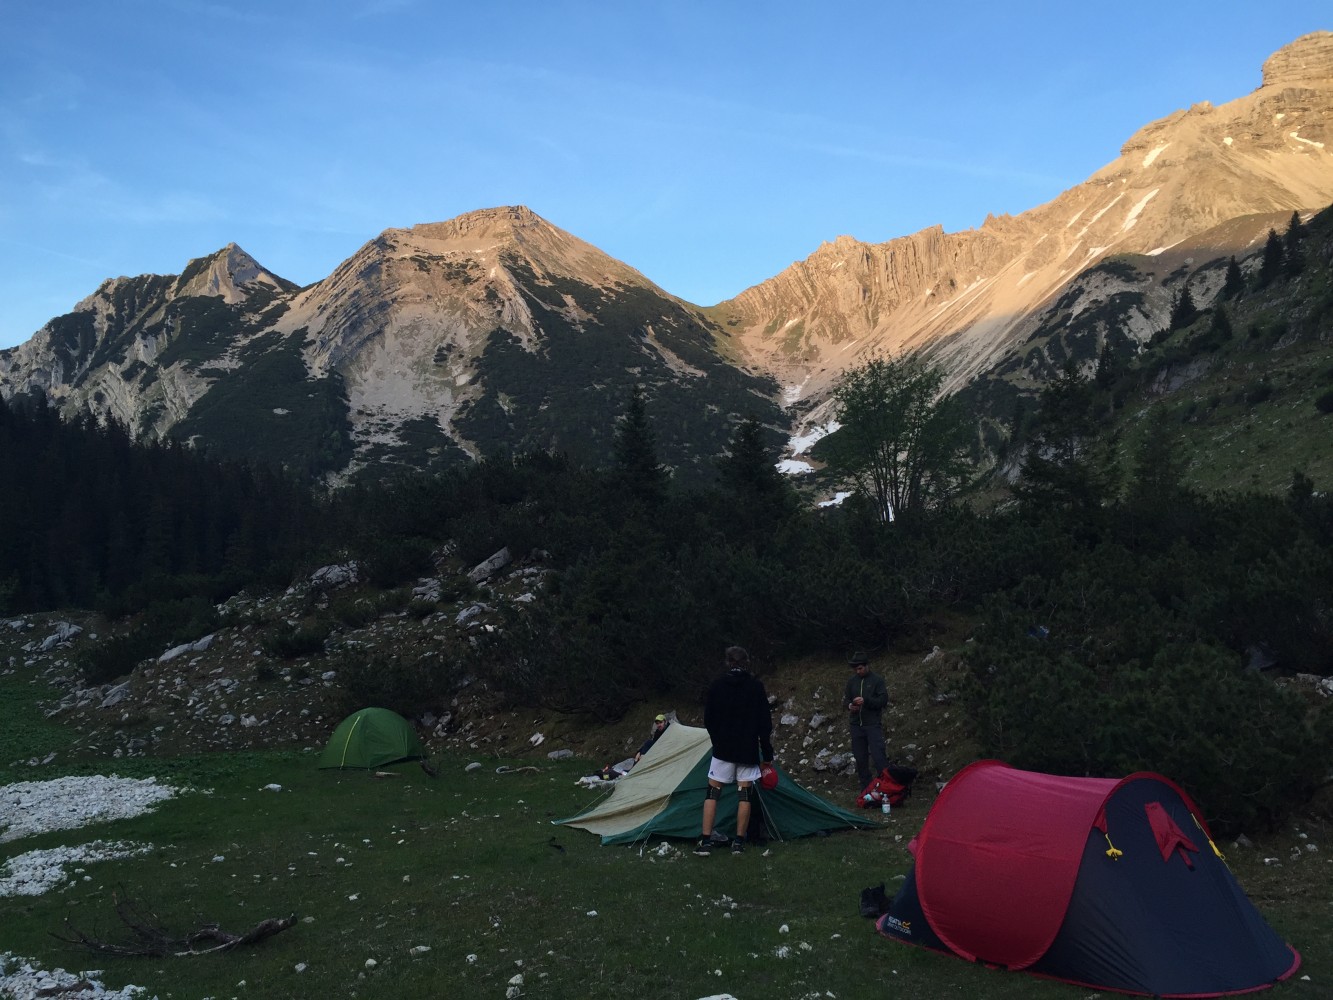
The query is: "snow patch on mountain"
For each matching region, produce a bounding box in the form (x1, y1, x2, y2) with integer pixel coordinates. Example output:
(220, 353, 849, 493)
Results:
(1141, 143, 1169, 167)
(1122, 189, 1160, 231)
(789, 421, 840, 455)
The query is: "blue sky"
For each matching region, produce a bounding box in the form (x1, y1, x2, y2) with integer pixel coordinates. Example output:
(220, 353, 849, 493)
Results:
(0, 3, 1327, 349)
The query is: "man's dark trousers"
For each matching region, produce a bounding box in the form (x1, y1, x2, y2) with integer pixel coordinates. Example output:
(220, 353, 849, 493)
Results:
(851, 723, 887, 789)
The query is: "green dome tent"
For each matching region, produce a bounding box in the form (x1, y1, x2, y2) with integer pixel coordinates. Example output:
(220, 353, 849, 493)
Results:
(318, 707, 425, 770)
(555, 722, 874, 844)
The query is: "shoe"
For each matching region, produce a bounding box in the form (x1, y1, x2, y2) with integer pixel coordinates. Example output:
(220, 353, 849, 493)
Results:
(709, 831, 731, 845)
(694, 838, 712, 856)
(730, 838, 745, 855)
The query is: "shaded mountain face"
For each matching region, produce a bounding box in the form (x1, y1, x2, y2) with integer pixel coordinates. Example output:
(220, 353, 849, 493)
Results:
(0, 244, 309, 452)
(0, 207, 783, 481)
(714, 31, 1333, 417)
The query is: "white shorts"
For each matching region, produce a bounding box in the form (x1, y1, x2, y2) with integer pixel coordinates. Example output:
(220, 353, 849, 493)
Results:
(708, 757, 762, 785)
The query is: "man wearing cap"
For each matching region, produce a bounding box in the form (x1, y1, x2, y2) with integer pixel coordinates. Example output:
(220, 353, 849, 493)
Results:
(635, 714, 670, 763)
(845, 651, 888, 791)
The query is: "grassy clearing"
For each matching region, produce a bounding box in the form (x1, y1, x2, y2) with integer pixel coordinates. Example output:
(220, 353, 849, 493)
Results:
(2, 637, 1330, 999)
(0, 673, 69, 775)
(0, 750, 1054, 1000)
(3, 746, 1329, 999)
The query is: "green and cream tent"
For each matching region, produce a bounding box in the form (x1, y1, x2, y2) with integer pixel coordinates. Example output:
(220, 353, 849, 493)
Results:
(555, 722, 874, 845)
(318, 707, 425, 770)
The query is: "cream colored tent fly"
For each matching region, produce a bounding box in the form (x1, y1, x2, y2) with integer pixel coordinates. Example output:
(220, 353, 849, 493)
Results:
(555, 723, 874, 845)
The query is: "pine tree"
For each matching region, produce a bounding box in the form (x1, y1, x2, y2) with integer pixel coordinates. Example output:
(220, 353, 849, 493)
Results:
(1221, 256, 1245, 300)
(1257, 228, 1285, 288)
(612, 384, 669, 506)
(1013, 360, 1120, 522)
(717, 416, 785, 504)
(1206, 305, 1233, 349)
(1284, 211, 1306, 277)
(1168, 284, 1199, 330)
(1128, 428, 1189, 508)
(1094, 340, 1122, 390)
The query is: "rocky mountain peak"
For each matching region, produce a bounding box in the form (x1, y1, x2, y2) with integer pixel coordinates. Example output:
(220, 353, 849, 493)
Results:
(1262, 31, 1333, 88)
(722, 32, 1333, 409)
(174, 243, 285, 303)
(402, 204, 545, 243)
(373, 205, 650, 292)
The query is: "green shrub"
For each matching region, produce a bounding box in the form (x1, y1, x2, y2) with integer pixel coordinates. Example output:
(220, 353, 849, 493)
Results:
(75, 630, 160, 686)
(407, 598, 437, 619)
(963, 562, 1329, 835)
(77, 595, 221, 685)
(260, 621, 332, 660)
(328, 594, 381, 628)
(364, 537, 436, 588)
(331, 651, 460, 717)
(1245, 382, 1273, 405)
(377, 587, 413, 613)
(437, 576, 479, 604)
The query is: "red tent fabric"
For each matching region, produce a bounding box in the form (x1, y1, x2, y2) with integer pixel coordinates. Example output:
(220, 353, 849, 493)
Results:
(880, 759, 1300, 997)
(915, 760, 1120, 968)
(1145, 800, 1199, 868)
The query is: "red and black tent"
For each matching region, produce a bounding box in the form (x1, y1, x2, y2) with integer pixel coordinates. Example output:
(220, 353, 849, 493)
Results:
(877, 760, 1300, 997)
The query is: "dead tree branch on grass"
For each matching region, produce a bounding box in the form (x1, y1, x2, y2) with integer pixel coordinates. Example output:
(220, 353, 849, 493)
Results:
(53, 892, 296, 957)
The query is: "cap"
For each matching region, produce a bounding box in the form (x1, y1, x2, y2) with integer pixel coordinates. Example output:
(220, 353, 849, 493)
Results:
(848, 652, 869, 666)
(655, 714, 666, 722)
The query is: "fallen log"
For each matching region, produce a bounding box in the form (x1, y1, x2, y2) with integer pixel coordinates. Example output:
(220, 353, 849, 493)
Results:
(54, 893, 297, 957)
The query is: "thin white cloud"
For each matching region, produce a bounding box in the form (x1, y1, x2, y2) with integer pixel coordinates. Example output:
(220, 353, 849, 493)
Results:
(354, 0, 418, 17)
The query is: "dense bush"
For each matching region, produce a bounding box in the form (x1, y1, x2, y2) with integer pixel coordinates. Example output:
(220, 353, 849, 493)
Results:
(260, 621, 333, 660)
(76, 630, 163, 686)
(363, 536, 437, 589)
(331, 650, 463, 719)
(963, 548, 1331, 835)
(76, 594, 220, 685)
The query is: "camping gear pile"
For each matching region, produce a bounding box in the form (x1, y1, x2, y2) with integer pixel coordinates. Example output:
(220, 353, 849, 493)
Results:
(857, 763, 917, 809)
(875, 759, 1300, 997)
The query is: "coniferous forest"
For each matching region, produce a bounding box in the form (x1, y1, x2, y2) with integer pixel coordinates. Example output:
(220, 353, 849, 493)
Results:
(3, 207, 1333, 835)
(2, 358, 1332, 834)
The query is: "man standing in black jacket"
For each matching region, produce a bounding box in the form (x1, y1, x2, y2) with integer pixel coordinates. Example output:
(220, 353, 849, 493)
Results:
(845, 651, 889, 791)
(696, 646, 774, 856)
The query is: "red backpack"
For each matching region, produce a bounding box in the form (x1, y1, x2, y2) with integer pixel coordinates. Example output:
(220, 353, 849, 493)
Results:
(858, 764, 917, 808)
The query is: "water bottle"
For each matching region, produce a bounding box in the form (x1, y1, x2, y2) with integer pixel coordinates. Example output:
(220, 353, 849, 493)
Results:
(881, 799, 891, 816)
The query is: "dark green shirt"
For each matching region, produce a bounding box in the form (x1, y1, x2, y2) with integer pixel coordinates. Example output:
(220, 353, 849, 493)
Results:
(844, 670, 888, 727)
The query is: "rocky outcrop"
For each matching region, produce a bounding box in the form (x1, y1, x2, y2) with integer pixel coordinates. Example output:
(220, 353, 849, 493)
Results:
(0, 244, 290, 436)
(720, 32, 1333, 407)
(1262, 30, 1333, 87)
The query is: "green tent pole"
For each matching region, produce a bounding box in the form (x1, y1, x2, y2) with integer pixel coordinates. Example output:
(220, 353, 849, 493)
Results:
(341, 716, 363, 769)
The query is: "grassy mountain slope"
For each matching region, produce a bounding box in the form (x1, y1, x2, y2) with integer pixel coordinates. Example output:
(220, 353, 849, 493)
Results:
(953, 204, 1333, 493)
